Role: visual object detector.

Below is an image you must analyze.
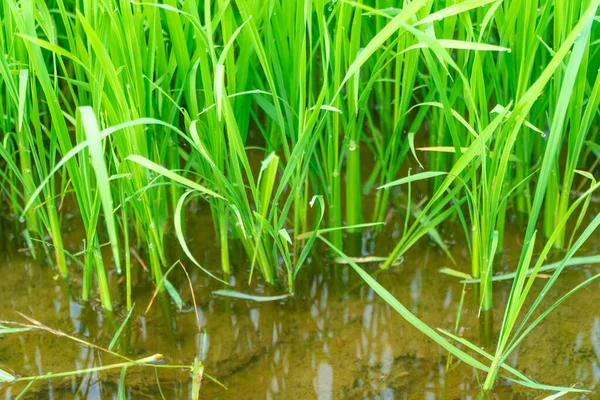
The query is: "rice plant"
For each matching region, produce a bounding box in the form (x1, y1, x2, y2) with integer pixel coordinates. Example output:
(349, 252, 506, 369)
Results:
(0, 0, 599, 395)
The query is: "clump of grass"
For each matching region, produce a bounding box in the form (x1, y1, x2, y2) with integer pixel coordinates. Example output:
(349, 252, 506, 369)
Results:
(0, 0, 599, 395)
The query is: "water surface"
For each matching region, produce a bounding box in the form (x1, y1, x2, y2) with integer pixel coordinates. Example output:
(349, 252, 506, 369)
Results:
(0, 212, 599, 399)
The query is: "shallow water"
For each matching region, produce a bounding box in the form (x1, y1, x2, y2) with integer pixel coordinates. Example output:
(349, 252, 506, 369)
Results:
(0, 210, 599, 399)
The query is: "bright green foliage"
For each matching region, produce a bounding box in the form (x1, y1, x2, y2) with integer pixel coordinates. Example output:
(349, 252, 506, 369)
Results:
(0, 0, 599, 394)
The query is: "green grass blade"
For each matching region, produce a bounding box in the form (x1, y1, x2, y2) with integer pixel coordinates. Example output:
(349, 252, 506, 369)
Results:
(212, 290, 291, 302)
(378, 171, 447, 190)
(0, 368, 15, 383)
(414, 0, 497, 26)
(459, 256, 600, 283)
(79, 106, 121, 273)
(108, 304, 135, 352)
(126, 155, 223, 199)
(174, 191, 228, 284)
(318, 235, 489, 372)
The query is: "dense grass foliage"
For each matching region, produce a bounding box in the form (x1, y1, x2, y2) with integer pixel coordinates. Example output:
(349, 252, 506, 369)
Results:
(1, 0, 599, 394)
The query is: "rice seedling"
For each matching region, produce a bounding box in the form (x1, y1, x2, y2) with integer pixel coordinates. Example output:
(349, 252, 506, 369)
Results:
(1, 0, 599, 396)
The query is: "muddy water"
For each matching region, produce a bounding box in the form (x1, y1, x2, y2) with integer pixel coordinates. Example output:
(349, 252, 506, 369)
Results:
(0, 212, 599, 399)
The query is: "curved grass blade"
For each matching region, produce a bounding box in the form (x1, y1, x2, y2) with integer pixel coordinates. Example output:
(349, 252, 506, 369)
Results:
(378, 171, 447, 190)
(407, 132, 423, 168)
(126, 155, 223, 199)
(296, 222, 384, 240)
(175, 191, 228, 284)
(318, 235, 489, 372)
(212, 290, 292, 302)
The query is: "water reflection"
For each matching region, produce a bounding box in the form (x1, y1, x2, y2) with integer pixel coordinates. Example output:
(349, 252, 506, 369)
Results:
(0, 228, 599, 399)
(314, 362, 333, 400)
